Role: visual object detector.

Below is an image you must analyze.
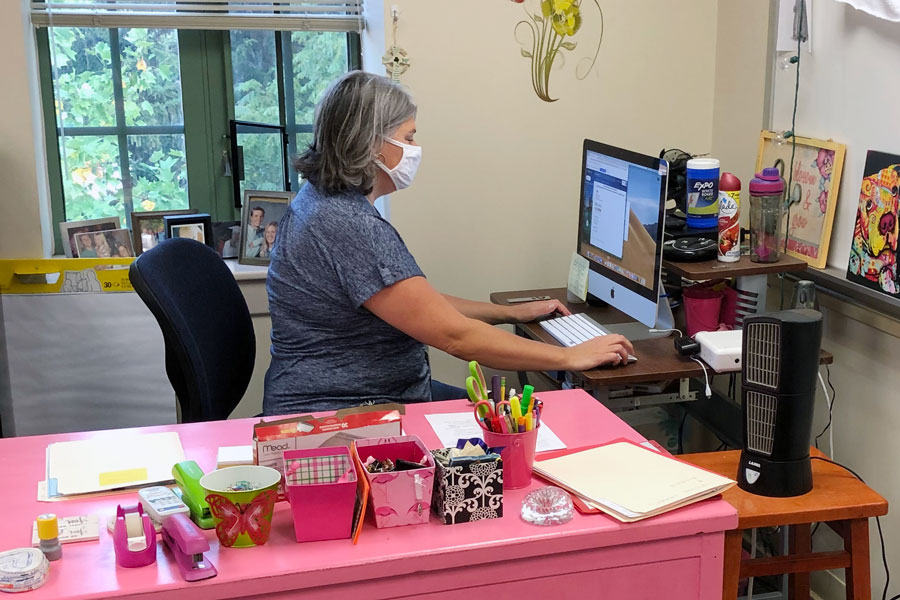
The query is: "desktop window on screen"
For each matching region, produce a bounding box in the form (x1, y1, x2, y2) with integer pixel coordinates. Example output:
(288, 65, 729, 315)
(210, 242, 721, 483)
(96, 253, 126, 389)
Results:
(580, 150, 662, 291)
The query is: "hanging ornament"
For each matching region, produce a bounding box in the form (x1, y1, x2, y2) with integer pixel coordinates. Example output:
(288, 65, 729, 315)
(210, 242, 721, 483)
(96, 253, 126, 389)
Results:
(382, 6, 409, 81)
(382, 46, 410, 82)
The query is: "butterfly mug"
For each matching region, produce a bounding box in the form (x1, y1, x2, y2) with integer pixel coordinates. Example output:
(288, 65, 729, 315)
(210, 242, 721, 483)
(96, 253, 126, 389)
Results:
(200, 465, 281, 548)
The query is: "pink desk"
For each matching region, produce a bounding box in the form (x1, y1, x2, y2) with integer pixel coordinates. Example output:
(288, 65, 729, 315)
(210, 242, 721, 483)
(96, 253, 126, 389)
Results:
(0, 389, 736, 599)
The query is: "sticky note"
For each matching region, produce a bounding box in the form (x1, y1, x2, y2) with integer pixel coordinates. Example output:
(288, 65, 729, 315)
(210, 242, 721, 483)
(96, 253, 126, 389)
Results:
(98, 468, 148, 487)
(567, 252, 590, 302)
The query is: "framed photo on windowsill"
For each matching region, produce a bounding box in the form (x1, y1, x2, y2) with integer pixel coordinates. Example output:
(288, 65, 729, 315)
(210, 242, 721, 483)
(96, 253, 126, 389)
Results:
(239, 190, 293, 266)
(163, 213, 214, 249)
(130, 209, 198, 256)
(59, 217, 121, 258)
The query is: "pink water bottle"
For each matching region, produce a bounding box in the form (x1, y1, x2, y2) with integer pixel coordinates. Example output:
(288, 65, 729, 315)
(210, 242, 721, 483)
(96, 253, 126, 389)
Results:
(748, 168, 785, 263)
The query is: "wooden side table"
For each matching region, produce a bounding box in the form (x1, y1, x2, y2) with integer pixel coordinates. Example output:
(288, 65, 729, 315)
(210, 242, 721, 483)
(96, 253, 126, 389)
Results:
(681, 448, 888, 600)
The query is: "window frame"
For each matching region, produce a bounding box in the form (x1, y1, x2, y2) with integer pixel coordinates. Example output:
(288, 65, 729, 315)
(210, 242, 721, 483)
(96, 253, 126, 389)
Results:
(37, 27, 361, 254)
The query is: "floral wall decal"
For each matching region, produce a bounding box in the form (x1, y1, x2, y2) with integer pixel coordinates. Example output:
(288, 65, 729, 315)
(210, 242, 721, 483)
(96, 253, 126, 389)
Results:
(513, 0, 604, 103)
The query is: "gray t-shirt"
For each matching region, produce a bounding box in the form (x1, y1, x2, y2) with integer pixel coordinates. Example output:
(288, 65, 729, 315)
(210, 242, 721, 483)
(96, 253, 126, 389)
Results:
(263, 183, 431, 415)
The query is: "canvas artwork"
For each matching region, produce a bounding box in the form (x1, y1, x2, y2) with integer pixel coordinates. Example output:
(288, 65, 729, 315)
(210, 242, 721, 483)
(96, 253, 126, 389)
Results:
(847, 150, 900, 297)
(756, 131, 845, 268)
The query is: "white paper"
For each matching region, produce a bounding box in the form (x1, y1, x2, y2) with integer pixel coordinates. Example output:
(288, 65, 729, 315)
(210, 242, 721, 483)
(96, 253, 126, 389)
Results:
(425, 412, 566, 452)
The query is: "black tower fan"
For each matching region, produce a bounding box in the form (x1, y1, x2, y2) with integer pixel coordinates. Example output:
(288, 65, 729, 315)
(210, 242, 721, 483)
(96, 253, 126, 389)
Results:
(738, 309, 823, 497)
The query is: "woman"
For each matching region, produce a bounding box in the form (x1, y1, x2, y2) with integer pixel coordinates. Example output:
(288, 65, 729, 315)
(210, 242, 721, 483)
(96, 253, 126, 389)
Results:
(76, 232, 97, 258)
(264, 71, 632, 415)
(258, 221, 278, 259)
(93, 232, 111, 258)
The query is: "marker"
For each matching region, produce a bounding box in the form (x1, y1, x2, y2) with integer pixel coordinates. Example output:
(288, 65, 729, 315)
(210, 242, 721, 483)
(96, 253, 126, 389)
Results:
(510, 397, 522, 420)
(491, 375, 501, 407)
(521, 385, 534, 415)
(517, 417, 525, 433)
(525, 413, 533, 431)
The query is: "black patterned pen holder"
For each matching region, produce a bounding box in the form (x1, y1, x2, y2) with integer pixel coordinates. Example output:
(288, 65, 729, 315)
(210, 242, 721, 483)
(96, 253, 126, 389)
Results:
(431, 448, 503, 525)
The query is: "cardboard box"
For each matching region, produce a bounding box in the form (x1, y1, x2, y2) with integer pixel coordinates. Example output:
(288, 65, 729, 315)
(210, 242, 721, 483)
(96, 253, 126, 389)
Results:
(431, 448, 503, 524)
(253, 404, 404, 497)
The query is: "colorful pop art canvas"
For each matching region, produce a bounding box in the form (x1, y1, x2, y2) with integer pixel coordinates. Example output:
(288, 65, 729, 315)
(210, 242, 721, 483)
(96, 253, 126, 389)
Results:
(847, 150, 900, 297)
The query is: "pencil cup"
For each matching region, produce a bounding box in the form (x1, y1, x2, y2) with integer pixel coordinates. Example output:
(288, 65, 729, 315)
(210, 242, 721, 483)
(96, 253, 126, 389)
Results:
(482, 426, 539, 490)
(199, 465, 280, 548)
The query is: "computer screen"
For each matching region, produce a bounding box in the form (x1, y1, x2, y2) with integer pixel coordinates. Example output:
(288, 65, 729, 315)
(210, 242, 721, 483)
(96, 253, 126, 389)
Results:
(577, 139, 668, 328)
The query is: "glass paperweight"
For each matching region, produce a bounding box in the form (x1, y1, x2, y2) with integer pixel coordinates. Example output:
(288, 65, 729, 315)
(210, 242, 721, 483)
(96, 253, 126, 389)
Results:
(521, 486, 575, 526)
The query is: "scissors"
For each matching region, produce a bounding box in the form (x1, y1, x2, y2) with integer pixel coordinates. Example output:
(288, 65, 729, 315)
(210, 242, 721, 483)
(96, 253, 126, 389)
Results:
(472, 401, 506, 433)
(468, 361, 487, 400)
(467, 376, 491, 419)
(472, 400, 514, 432)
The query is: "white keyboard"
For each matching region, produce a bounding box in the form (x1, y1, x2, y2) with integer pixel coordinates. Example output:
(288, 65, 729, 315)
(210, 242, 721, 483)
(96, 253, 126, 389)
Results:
(539, 313, 637, 363)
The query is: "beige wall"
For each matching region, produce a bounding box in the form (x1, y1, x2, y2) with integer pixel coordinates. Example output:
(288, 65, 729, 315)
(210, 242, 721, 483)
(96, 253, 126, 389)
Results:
(710, 0, 772, 228)
(0, 0, 50, 259)
(384, 0, 719, 383)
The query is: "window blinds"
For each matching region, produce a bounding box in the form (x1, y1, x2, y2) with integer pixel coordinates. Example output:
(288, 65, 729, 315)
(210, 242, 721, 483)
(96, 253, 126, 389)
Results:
(31, 1, 365, 32)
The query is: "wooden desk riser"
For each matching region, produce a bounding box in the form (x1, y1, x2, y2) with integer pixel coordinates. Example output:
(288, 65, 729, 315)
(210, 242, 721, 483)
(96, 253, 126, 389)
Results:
(490, 288, 833, 389)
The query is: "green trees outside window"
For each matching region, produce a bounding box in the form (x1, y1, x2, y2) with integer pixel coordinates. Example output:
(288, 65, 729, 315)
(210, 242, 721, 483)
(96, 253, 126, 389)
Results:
(39, 25, 359, 250)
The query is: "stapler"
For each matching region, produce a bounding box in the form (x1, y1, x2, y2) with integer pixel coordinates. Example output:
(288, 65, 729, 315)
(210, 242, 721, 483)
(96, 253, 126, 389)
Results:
(113, 503, 157, 568)
(172, 461, 215, 530)
(161, 513, 217, 582)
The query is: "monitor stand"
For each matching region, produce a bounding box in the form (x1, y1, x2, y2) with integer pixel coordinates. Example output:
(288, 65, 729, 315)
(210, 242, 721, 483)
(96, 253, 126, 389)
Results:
(590, 276, 675, 342)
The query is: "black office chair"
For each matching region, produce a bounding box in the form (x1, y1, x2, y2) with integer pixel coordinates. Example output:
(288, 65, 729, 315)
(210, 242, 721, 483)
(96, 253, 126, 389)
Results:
(129, 238, 255, 422)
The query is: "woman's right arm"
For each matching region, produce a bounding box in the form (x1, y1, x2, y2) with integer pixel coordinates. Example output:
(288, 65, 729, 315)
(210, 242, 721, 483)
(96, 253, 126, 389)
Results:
(363, 276, 633, 371)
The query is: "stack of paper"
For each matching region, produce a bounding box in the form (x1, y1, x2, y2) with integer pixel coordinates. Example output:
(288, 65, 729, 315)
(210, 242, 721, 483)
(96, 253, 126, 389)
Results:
(45, 432, 186, 497)
(533, 440, 734, 522)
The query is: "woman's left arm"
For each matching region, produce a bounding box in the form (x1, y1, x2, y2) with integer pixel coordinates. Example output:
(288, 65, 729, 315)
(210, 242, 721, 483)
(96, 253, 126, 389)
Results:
(441, 294, 570, 325)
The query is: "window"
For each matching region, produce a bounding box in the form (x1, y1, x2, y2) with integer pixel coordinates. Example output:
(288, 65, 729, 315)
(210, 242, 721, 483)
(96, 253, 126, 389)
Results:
(36, 7, 361, 252)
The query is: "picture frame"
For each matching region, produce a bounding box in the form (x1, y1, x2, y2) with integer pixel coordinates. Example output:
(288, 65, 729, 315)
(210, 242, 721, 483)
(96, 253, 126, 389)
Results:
(59, 217, 121, 258)
(239, 190, 293, 266)
(846, 150, 900, 297)
(130, 209, 197, 256)
(163, 213, 214, 248)
(756, 130, 846, 269)
(73, 228, 135, 259)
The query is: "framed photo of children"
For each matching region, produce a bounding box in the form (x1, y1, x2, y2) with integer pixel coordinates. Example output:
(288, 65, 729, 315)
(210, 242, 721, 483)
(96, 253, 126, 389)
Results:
(756, 131, 846, 269)
(163, 213, 214, 248)
(59, 217, 121, 258)
(239, 190, 293, 266)
(130, 209, 197, 256)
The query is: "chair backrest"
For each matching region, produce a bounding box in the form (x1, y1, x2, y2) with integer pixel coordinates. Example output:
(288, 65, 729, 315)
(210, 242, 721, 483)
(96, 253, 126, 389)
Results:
(129, 238, 255, 422)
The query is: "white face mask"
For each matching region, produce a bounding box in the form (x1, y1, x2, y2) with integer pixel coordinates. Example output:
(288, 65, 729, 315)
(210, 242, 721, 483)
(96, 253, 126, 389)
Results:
(375, 137, 422, 191)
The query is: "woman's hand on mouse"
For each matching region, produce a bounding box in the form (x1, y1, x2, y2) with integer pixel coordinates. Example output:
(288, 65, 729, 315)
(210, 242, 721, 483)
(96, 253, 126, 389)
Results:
(565, 334, 634, 370)
(506, 299, 571, 324)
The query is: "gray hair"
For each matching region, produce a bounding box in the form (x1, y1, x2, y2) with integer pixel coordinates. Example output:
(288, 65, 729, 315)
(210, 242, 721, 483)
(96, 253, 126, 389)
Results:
(293, 71, 417, 196)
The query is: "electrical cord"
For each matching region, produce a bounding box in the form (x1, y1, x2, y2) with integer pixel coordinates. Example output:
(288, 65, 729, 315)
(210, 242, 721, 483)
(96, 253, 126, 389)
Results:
(810, 456, 892, 600)
(690, 357, 712, 398)
(779, 34, 803, 310)
(814, 365, 836, 454)
(814, 370, 834, 456)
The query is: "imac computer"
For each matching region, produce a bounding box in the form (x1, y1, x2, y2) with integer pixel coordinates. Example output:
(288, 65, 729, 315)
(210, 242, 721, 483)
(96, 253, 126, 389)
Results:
(576, 139, 671, 341)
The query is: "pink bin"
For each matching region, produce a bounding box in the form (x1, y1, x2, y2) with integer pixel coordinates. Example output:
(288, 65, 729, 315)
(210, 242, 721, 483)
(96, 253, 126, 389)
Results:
(353, 435, 435, 528)
(283, 447, 357, 542)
